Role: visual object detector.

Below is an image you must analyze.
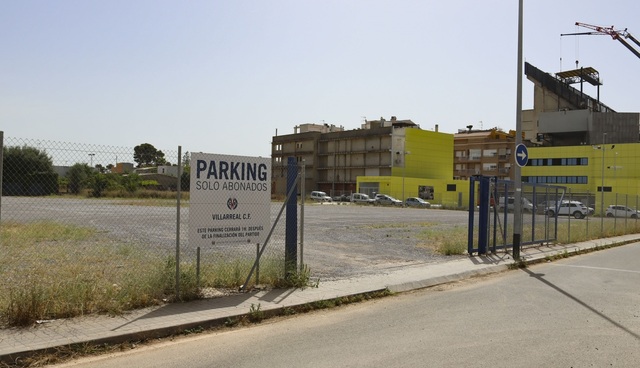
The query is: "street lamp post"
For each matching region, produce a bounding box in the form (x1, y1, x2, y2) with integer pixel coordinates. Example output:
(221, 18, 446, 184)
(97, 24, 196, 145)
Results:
(396, 150, 409, 206)
(402, 159, 406, 206)
(396, 151, 411, 207)
(594, 133, 614, 233)
(89, 153, 95, 167)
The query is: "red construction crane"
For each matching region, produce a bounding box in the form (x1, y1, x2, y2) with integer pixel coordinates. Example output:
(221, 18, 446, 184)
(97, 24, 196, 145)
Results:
(561, 22, 640, 60)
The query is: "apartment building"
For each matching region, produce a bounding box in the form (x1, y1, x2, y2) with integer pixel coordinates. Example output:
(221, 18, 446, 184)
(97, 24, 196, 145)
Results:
(453, 128, 515, 181)
(271, 117, 453, 199)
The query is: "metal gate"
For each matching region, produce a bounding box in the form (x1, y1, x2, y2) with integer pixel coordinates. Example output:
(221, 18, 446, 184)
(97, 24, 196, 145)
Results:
(468, 176, 567, 255)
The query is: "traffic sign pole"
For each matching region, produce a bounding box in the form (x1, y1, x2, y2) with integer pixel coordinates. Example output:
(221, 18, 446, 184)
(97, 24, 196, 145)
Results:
(513, 0, 524, 261)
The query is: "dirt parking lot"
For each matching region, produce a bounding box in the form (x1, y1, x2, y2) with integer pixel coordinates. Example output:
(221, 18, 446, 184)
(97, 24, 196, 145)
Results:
(297, 202, 467, 280)
(1, 197, 470, 281)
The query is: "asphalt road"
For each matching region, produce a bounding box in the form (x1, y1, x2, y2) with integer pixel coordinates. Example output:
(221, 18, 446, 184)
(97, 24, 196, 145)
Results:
(51, 242, 640, 367)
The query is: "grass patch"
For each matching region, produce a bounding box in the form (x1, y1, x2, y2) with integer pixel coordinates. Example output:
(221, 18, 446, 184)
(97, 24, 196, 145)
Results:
(417, 224, 467, 255)
(0, 222, 220, 327)
(0, 220, 294, 325)
(414, 216, 640, 257)
(553, 217, 640, 244)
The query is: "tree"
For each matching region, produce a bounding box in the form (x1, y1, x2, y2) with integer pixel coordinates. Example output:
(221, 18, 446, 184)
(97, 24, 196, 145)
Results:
(90, 172, 109, 197)
(181, 166, 190, 191)
(120, 173, 142, 193)
(181, 151, 190, 191)
(2, 145, 58, 196)
(182, 151, 190, 167)
(67, 163, 93, 194)
(133, 143, 166, 167)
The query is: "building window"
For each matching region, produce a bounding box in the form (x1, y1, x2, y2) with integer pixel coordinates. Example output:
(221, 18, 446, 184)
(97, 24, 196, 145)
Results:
(482, 163, 497, 171)
(446, 184, 456, 191)
(469, 149, 481, 160)
(523, 176, 589, 184)
(483, 149, 497, 157)
(527, 157, 589, 166)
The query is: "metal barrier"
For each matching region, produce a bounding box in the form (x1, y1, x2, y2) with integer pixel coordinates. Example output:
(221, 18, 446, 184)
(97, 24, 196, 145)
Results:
(470, 176, 564, 255)
(0, 134, 292, 317)
(469, 175, 640, 255)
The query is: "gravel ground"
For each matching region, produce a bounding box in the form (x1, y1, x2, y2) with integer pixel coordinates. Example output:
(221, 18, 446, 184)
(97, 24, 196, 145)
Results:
(298, 203, 467, 280)
(1, 197, 470, 281)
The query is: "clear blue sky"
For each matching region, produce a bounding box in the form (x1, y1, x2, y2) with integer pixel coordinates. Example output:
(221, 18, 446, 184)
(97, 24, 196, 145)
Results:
(2, 1, 638, 158)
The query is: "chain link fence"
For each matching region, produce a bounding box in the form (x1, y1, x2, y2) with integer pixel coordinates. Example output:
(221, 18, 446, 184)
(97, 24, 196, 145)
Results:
(0, 134, 289, 326)
(470, 175, 640, 255)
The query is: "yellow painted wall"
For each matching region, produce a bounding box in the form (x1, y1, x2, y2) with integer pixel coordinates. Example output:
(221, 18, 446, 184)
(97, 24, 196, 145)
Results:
(525, 143, 640, 210)
(357, 176, 470, 208)
(392, 129, 454, 180)
(359, 129, 465, 206)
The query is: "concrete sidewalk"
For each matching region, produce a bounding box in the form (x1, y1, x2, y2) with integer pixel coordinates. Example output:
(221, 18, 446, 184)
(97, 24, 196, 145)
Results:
(2, 234, 639, 363)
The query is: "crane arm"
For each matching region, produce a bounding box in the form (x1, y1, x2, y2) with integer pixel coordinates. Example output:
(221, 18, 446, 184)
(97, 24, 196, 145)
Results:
(573, 22, 619, 39)
(615, 36, 640, 59)
(565, 22, 640, 60)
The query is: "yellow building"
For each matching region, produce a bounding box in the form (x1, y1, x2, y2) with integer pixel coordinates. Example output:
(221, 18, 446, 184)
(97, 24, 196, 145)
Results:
(357, 127, 471, 207)
(524, 143, 640, 212)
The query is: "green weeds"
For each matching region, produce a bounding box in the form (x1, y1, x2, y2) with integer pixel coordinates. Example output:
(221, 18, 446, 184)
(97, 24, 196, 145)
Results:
(0, 221, 286, 327)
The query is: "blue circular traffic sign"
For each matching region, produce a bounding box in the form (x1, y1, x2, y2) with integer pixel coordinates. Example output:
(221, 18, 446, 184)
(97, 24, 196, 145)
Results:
(515, 143, 528, 167)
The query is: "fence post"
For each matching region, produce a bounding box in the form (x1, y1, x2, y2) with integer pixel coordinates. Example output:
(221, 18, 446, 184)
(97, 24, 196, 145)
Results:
(285, 157, 298, 278)
(256, 243, 260, 285)
(467, 176, 476, 255)
(614, 193, 618, 231)
(175, 145, 182, 299)
(300, 160, 305, 272)
(0, 131, 3, 230)
(477, 176, 490, 255)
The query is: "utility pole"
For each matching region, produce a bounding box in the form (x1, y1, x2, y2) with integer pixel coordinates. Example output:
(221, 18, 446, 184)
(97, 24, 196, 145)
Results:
(512, 0, 524, 260)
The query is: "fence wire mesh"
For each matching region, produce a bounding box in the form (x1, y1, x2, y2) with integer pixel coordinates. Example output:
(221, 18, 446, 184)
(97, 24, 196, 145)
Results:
(0, 135, 288, 325)
(470, 176, 640, 255)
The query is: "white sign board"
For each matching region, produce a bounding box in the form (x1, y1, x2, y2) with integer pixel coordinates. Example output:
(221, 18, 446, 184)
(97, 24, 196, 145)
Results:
(189, 153, 271, 247)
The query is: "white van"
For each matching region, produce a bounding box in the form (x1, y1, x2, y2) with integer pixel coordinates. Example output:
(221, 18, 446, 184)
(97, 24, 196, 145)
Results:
(310, 191, 332, 202)
(498, 197, 535, 212)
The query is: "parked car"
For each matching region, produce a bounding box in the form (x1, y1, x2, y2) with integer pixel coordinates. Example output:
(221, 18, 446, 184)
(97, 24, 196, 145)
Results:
(374, 194, 402, 206)
(331, 194, 351, 202)
(498, 197, 536, 212)
(310, 191, 332, 202)
(405, 197, 431, 208)
(605, 205, 640, 218)
(545, 201, 594, 219)
(351, 193, 375, 204)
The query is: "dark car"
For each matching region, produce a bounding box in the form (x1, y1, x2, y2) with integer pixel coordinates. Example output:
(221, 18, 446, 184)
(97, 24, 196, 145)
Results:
(374, 194, 402, 206)
(332, 194, 351, 202)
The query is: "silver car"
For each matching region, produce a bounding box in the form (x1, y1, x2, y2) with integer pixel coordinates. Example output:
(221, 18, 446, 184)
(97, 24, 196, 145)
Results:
(605, 205, 639, 218)
(546, 201, 594, 219)
(405, 197, 431, 208)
